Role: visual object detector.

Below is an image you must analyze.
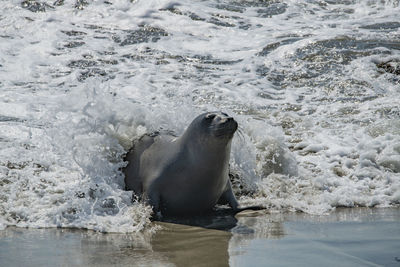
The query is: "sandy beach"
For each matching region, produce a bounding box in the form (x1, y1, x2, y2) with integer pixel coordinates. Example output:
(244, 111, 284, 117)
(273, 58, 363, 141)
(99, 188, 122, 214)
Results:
(1, 208, 399, 267)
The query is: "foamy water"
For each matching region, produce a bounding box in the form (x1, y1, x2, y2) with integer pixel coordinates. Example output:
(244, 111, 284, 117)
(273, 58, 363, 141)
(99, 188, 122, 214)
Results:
(1, 0, 399, 232)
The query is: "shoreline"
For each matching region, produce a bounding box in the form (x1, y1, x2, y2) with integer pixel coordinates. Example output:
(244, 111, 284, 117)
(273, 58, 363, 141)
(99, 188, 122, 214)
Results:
(1, 207, 399, 266)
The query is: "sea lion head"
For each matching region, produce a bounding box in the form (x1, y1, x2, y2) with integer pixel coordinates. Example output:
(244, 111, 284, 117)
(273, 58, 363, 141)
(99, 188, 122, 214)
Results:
(183, 112, 238, 146)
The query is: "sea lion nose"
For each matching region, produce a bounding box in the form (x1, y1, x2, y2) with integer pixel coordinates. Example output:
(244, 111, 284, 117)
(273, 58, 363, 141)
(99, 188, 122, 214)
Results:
(225, 117, 237, 130)
(226, 117, 236, 125)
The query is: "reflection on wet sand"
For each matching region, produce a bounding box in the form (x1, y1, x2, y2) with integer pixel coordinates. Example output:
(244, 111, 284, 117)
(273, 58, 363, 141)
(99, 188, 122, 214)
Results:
(79, 221, 233, 267)
(152, 222, 231, 267)
(149, 209, 253, 267)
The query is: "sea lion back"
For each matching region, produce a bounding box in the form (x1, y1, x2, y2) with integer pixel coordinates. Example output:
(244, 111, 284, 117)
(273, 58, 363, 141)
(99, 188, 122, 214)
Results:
(123, 134, 157, 195)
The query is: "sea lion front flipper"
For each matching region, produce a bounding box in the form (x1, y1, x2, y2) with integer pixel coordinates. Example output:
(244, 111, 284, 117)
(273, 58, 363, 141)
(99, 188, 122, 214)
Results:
(218, 179, 265, 213)
(218, 179, 239, 211)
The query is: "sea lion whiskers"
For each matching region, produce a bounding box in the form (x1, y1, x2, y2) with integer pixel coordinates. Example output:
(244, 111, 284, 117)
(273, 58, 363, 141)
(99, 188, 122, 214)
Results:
(236, 127, 245, 142)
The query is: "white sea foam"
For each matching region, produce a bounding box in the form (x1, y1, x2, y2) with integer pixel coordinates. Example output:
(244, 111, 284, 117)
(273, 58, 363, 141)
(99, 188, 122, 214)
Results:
(1, 0, 399, 232)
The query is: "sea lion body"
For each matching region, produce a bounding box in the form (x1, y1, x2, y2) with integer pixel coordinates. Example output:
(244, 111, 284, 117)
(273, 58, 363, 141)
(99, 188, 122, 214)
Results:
(124, 112, 254, 217)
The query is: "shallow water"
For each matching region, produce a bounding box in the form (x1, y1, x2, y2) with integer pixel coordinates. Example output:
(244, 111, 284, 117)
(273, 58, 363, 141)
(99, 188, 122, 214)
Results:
(0, 208, 399, 266)
(231, 208, 400, 266)
(1, 0, 400, 232)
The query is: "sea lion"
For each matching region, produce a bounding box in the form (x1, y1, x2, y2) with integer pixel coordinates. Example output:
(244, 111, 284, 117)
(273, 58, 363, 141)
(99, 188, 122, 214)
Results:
(123, 112, 263, 218)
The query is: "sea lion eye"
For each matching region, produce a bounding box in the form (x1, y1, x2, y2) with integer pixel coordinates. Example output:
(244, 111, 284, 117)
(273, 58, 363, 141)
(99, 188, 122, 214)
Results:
(205, 113, 216, 122)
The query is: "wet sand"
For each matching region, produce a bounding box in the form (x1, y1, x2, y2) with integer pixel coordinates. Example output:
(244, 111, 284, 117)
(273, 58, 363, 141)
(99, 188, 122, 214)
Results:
(0, 208, 399, 266)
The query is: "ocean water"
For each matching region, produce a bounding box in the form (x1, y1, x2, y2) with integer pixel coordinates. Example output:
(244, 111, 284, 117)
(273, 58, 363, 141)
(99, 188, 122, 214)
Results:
(0, 0, 399, 232)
